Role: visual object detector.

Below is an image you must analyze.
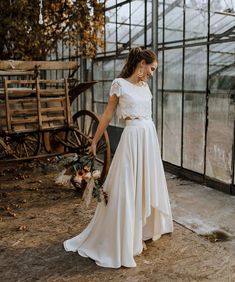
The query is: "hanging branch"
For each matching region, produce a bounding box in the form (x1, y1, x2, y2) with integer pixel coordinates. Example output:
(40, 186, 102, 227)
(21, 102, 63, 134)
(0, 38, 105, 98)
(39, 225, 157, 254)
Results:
(0, 0, 105, 60)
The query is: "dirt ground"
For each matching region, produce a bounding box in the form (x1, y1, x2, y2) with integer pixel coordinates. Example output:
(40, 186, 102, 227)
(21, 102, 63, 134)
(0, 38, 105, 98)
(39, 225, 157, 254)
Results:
(0, 159, 234, 282)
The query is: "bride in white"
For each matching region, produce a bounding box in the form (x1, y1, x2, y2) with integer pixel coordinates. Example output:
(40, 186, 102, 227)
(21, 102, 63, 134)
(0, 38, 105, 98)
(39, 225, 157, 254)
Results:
(63, 47, 173, 268)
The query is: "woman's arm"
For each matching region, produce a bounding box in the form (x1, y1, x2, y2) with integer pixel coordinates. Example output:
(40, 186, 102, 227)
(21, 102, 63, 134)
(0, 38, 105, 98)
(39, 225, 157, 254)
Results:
(89, 95, 119, 156)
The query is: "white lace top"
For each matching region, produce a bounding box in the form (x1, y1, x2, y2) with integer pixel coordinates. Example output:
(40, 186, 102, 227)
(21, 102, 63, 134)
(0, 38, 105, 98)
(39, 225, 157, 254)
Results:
(109, 78, 152, 120)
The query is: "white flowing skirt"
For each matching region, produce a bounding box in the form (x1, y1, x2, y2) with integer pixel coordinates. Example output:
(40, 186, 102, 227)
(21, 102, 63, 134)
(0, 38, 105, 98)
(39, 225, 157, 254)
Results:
(63, 119, 173, 268)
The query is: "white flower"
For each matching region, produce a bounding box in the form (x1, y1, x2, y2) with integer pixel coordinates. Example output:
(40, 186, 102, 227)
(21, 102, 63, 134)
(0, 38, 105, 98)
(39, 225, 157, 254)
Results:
(92, 170, 101, 179)
(73, 175, 82, 183)
(84, 172, 92, 180)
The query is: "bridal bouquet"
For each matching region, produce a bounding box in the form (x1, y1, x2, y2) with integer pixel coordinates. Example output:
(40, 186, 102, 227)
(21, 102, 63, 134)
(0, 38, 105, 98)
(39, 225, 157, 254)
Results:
(55, 154, 108, 206)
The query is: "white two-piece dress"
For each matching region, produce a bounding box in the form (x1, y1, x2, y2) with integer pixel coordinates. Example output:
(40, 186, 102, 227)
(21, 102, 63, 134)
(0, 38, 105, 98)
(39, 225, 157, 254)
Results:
(63, 78, 173, 268)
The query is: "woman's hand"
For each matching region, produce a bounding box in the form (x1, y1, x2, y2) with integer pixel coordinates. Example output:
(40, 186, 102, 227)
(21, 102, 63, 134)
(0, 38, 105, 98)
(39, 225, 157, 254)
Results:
(88, 142, 97, 157)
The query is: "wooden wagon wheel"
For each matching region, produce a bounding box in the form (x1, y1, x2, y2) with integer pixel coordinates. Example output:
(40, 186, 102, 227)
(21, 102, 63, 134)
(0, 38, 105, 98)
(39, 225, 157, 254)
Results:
(69, 110, 111, 184)
(43, 131, 66, 154)
(2, 132, 41, 159)
(0, 138, 15, 159)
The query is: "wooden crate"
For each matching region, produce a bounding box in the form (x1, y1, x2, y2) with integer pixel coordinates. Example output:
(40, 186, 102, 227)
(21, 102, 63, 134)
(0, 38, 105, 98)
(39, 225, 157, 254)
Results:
(0, 78, 71, 133)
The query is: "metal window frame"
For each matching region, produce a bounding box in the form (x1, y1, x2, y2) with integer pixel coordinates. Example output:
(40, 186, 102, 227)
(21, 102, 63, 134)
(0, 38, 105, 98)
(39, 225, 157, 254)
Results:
(91, 0, 235, 194)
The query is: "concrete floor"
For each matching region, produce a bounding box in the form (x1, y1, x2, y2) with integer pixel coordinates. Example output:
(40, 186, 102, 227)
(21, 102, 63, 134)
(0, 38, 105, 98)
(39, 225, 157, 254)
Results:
(166, 172, 235, 253)
(1, 162, 235, 281)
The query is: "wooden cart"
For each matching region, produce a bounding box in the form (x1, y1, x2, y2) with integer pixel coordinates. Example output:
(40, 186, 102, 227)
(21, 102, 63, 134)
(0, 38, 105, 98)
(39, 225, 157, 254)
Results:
(0, 61, 110, 183)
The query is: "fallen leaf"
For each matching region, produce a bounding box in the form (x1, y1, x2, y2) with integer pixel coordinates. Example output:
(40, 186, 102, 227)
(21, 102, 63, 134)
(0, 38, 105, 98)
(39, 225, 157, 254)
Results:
(7, 211, 16, 217)
(17, 225, 27, 231)
(11, 204, 20, 209)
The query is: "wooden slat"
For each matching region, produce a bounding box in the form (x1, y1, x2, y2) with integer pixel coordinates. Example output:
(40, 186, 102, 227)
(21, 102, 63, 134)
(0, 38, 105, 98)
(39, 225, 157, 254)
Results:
(5, 79, 36, 84)
(39, 89, 65, 96)
(0, 70, 34, 76)
(40, 97, 66, 103)
(0, 61, 79, 70)
(36, 78, 42, 129)
(7, 89, 36, 95)
(11, 117, 38, 124)
(64, 78, 71, 127)
(40, 107, 64, 113)
(2, 77, 70, 134)
(8, 98, 37, 104)
(4, 79, 11, 132)
(4, 79, 65, 85)
(10, 108, 38, 114)
(42, 116, 66, 122)
(38, 79, 64, 83)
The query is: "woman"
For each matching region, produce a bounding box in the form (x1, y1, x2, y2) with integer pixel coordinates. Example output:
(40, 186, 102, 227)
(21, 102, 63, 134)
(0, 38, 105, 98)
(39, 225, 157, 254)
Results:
(63, 47, 173, 268)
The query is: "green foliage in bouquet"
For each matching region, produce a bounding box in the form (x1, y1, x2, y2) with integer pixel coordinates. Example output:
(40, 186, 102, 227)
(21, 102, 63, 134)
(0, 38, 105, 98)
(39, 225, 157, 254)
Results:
(56, 154, 108, 206)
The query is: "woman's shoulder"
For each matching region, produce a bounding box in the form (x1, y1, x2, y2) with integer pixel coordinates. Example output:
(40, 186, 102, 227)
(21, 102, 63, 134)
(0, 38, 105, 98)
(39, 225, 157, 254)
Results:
(112, 78, 132, 88)
(109, 78, 123, 97)
(111, 77, 123, 84)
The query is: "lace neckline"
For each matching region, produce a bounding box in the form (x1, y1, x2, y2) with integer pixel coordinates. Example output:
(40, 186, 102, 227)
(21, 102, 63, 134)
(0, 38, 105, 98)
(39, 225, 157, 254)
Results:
(121, 78, 147, 87)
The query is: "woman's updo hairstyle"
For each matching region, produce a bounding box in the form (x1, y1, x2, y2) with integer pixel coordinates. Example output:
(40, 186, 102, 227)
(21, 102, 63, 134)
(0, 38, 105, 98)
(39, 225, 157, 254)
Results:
(119, 47, 157, 78)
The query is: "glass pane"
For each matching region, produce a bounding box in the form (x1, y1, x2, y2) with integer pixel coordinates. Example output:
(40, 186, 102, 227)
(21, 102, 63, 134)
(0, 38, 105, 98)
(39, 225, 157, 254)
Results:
(158, 1, 163, 44)
(131, 1, 145, 25)
(206, 43, 235, 183)
(206, 92, 234, 183)
(93, 61, 103, 80)
(163, 91, 182, 165)
(165, 2, 183, 42)
(209, 43, 233, 75)
(183, 92, 206, 173)
(117, 3, 130, 23)
(184, 47, 207, 91)
(157, 89, 163, 152)
(93, 81, 104, 103)
(117, 3, 130, 47)
(103, 60, 115, 80)
(132, 34, 145, 46)
(106, 0, 115, 8)
(157, 51, 163, 150)
(210, 0, 235, 36)
(147, 0, 152, 26)
(164, 49, 183, 90)
(117, 0, 126, 4)
(146, 27, 152, 46)
(117, 23, 129, 46)
(157, 51, 163, 89)
(103, 81, 112, 103)
(210, 13, 234, 36)
(93, 102, 105, 118)
(131, 26, 144, 46)
(115, 59, 125, 77)
(105, 22, 116, 52)
(185, 0, 208, 39)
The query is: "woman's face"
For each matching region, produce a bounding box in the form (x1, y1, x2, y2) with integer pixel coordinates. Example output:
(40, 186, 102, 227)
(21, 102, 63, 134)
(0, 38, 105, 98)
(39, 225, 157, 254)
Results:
(140, 60, 158, 81)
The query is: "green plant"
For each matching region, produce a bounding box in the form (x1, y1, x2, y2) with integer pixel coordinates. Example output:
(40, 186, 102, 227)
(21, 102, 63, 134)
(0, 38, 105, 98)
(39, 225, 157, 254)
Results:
(0, 0, 105, 60)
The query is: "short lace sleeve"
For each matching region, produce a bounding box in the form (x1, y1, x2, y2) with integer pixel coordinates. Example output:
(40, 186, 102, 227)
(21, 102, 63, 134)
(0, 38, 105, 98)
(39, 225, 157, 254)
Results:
(109, 79, 122, 97)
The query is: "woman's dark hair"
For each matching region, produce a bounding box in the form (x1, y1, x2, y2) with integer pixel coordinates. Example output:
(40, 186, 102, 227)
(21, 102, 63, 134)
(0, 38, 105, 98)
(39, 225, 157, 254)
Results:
(119, 47, 157, 78)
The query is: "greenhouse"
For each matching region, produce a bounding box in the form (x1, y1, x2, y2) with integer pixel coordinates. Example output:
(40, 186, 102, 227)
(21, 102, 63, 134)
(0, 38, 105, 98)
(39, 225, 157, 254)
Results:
(92, 0, 235, 194)
(0, 0, 235, 280)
